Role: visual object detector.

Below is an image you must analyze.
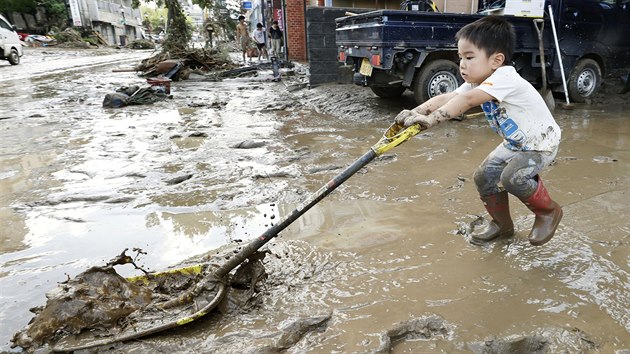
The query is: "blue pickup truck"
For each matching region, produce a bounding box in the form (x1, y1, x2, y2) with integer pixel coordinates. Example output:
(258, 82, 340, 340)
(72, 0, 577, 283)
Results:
(336, 0, 630, 104)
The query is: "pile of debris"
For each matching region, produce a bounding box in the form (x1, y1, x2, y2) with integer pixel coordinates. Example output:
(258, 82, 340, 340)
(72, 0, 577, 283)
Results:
(127, 39, 156, 50)
(136, 47, 238, 79)
(51, 28, 110, 48)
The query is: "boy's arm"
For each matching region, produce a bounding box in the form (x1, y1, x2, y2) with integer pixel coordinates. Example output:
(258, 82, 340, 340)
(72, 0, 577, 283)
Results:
(411, 92, 457, 115)
(400, 88, 493, 128)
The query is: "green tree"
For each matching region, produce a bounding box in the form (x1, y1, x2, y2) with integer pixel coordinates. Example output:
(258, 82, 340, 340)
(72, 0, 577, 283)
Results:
(0, 0, 67, 29)
(131, 0, 237, 53)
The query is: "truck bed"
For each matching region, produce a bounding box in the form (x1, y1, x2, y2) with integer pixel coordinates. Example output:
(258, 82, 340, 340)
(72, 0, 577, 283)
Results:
(336, 10, 551, 71)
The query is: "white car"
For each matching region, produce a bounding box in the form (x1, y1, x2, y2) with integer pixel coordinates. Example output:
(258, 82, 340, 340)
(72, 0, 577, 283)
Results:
(0, 14, 23, 65)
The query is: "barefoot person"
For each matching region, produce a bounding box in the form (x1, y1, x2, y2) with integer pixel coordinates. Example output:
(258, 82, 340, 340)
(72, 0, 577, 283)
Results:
(236, 15, 249, 65)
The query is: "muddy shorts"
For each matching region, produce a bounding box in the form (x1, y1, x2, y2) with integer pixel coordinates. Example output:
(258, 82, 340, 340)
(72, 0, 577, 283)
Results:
(473, 143, 558, 199)
(240, 37, 249, 51)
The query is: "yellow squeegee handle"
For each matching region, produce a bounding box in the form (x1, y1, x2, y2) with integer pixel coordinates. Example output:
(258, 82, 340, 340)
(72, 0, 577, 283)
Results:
(372, 123, 423, 156)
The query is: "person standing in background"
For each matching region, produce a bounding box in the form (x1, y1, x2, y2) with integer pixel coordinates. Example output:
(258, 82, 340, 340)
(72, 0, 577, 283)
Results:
(236, 15, 249, 65)
(268, 20, 283, 57)
(251, 23, 269, 63)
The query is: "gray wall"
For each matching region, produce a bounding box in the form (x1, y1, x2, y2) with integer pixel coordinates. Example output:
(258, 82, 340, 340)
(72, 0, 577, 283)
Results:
(306, 6, 372, 86)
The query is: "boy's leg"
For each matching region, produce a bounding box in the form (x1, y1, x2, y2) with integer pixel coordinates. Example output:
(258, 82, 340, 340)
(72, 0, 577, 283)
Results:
(500, 149, 562, 246)
(471, 144, 515, 244)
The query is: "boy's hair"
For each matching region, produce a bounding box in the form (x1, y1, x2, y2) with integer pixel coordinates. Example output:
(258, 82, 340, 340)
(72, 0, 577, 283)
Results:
(238, 15, 245, 21)
(256, 22, 263, 28)
(455, 16, 516, 64)
(272, 20, 278, 25)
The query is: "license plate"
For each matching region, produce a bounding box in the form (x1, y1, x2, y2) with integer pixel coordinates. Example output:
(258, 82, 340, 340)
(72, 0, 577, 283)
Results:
(359, 58, 373, 77)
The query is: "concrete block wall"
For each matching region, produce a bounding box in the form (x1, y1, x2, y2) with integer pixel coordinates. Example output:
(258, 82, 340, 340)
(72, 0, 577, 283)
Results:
(306, 7, 371, 86)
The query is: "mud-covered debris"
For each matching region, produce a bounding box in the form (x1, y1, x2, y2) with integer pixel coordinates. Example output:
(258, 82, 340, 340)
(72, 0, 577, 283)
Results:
(233, 140, 266, 149)
(127, 39, 156, 50)
(185, 314, 331, 354)
(232, 252, 269, 291)
(188, 132, 208, 138)
(469, 335, 548, 354)
(11, 249, 232, 353)
(467, 327, 598, 353)
(593, 156, 618, 163)
(165, 173, 193, 185)
(12, 250, 152, 350)
(275, 314, 332, 349)
(306, 165, 343, 174)
(137, 48, 237, 80)
(374, 315, 451, 353)
(253, 170, 300, 179)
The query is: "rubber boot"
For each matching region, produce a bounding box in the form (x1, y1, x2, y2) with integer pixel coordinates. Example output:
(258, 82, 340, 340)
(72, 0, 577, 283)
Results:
(520, 176, 563, 246)
(471, 191, 514, 245)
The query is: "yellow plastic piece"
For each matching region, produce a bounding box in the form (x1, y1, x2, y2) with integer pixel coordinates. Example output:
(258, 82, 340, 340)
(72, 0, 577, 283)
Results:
(371, 123, 423, 156)
(125, 264, 204, 286)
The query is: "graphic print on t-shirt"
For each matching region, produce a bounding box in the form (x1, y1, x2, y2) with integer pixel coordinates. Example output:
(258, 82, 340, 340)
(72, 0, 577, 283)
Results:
(481, 101, 527, 150)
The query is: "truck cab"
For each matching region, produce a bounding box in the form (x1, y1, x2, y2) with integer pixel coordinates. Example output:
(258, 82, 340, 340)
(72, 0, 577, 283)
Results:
(336, 0, 630, 104)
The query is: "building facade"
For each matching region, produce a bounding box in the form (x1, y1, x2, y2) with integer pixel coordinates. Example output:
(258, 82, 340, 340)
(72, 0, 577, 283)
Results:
(69, 0, 143, 45)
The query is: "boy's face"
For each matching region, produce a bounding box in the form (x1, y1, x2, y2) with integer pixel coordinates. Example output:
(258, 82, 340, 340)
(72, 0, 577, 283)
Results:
(457, 38, 504, 85)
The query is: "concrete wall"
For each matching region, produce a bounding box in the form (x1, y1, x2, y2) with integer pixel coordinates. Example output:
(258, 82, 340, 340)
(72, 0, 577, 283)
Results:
(306, 6, 371, 86)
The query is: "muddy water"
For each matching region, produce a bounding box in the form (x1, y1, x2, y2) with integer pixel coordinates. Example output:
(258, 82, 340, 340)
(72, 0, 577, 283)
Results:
(1, 48, 629, 352)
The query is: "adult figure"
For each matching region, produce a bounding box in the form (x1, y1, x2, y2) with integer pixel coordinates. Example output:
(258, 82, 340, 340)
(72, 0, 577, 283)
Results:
(236, 15, 249, 64)
(268, 20, 283, 57)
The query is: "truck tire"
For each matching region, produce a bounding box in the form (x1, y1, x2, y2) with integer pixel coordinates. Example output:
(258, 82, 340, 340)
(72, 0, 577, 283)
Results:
(567, 58, 601, 103)
(8, 48, 20, 65)
(413, 59, 461, 104)
(370, 85, 407, 98)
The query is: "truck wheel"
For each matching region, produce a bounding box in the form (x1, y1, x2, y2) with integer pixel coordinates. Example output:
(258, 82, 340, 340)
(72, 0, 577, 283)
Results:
(8, 48, 20, 65)
(413, 59, 461, 104)
(370, 85, 406, 98)
(567, 58, 601, 103)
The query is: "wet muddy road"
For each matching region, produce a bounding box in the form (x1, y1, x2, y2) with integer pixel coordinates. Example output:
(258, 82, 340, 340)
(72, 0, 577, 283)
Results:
(1, 47, 629, 352)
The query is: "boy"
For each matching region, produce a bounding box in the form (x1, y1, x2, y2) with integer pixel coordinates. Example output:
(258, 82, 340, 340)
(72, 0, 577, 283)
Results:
(395, 16, 562, 246)
(251, 23, 269, 63)
(236, 15, 249, 64)
(268, 20, 283, 57)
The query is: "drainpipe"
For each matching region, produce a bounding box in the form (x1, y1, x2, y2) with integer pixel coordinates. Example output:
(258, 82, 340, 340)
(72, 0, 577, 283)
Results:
(303, 0, 308, 61)
(281, 0, 288, 61)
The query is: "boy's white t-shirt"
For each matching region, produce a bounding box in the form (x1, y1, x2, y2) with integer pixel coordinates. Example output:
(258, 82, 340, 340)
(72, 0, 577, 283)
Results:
(252, 29, 265, 44)
(454, 66, 561, 153)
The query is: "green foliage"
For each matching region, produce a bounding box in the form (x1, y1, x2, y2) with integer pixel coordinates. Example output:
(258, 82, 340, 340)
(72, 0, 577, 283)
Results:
(0, 0, 36, 13)
(133, 0, 238, 52)
(0, 0, 66, 15)
(38, 0, 67, 16)
(161, 0, 191, 52)
(201, 1, 238, 41)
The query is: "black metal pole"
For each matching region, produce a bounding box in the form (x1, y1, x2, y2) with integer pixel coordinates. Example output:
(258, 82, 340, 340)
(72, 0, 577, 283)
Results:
(215, 149, 377, 278)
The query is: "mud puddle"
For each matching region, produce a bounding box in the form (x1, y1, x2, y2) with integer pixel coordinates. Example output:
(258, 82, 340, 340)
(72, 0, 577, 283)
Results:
(1, 47, 629, 352)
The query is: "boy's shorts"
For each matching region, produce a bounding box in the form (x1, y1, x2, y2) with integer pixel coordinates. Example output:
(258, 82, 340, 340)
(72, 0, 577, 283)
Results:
(256, 43, 266, 50)
(240, 37, 249, 51)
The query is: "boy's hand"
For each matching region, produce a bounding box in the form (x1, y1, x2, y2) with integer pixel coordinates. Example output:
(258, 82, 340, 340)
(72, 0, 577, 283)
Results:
(394, 109, 416, 125)
(395, 110, 438, 128)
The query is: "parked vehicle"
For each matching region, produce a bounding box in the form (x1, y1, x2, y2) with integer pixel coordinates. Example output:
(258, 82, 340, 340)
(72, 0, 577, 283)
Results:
(336, 0, 630, 104)
(0, 14, 23, 65)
